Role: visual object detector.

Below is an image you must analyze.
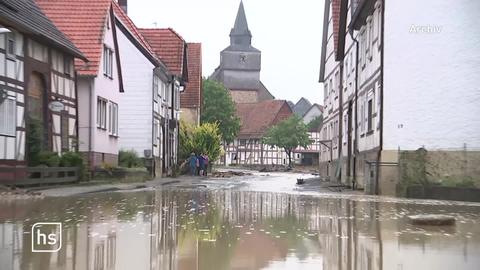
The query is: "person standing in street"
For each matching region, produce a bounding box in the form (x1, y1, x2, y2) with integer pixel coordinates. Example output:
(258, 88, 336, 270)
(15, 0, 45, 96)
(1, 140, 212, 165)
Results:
(203, 154, 209, 176)
(198, 154, 205, 176)
(189, 153, 197, 176)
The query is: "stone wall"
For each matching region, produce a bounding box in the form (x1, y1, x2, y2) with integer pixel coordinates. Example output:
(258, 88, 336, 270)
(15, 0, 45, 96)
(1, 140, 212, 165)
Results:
(180, 107, 200, 126)
(230, 90, 258, 104)
(397, 148, 480, 196)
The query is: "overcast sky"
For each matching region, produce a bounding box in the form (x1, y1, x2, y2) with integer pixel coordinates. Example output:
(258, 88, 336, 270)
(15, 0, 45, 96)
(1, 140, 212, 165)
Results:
(127, 0, 325, 105)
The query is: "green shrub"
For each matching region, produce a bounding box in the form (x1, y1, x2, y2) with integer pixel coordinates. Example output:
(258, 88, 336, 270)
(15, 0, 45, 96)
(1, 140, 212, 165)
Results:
(119, 150, 143, 168)
(35, 151, 60, 167)
(60, 151, 83, 167)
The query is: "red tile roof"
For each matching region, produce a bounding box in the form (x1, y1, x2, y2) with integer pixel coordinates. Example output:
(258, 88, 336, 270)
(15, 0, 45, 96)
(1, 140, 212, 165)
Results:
(36, 0, 111, 76)
(139, 28, 186, 76)
(111, 2, 159, 64)
(181, 43, 202, 108)
(235, 100, 293, 138)
(332, 0, 341, 56)
(37, 0, 159, 76)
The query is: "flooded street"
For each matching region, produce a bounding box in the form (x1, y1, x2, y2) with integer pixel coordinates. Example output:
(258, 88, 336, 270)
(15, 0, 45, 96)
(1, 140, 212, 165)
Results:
(1, 178, 480, 270)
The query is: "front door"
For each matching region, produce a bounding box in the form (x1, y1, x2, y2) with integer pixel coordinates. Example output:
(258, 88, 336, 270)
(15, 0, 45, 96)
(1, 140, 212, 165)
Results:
(26, 72, 47, 165)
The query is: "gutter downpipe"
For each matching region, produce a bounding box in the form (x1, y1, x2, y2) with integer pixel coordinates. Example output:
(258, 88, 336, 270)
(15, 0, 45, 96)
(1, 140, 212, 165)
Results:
(349, 29, 359, 190)
(88, 79, 93, 172)
(337, 62, 344, 184)
(375, 0, 385, 196)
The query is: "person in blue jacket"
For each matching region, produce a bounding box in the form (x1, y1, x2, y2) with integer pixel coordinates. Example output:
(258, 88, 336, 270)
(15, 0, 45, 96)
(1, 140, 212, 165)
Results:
(189, 153, 197, 176)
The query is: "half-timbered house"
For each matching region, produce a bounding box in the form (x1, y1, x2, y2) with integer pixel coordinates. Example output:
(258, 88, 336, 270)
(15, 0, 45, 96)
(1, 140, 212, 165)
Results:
(0, 0, 86, 181)
(140, 28, 188, 175)
(225, 100, 292, 166)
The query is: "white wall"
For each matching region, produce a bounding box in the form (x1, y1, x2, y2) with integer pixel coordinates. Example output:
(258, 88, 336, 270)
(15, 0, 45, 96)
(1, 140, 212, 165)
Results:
(116, 27, 155, 158)
(383, 0, 480, 150)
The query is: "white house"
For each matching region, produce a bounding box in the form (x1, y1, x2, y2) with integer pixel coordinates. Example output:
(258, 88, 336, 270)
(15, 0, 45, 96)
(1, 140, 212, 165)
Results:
(38, 0, 125, 169)
(319, 0, 480, 195)
(294, 103, 324, 165)
(114, 2, 180, 177)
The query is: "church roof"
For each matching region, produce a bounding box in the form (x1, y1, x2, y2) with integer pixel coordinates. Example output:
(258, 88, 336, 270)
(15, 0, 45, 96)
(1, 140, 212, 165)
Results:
(225, 1, 259, 53)
(230, 1, 251, 38)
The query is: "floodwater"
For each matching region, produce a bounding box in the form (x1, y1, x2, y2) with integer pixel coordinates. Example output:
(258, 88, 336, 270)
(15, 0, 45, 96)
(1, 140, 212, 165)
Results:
(1, 188, 479, 270)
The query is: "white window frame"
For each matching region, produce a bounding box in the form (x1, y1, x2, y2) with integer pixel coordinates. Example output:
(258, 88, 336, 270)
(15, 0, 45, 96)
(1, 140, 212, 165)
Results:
(0, 96, 16, 136)
(103, 45, 114, 78)
(108, 101, 118, 136)
(153, 76, 159, 102)
(375, 1, 382, 48)
(97, 97, 107, 129)
(367, 16, 373, 61)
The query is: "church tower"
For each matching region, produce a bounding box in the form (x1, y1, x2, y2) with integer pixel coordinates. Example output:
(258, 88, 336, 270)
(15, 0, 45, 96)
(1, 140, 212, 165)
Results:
(210, 1, 274, 103)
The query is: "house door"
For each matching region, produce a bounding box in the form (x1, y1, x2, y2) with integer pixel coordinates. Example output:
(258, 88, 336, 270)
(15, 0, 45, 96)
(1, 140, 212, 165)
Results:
(26, 72, 48, 164)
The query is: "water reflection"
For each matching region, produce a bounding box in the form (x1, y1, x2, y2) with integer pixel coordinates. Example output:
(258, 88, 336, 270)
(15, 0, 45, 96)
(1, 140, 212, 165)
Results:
(0, 190, 479, 270)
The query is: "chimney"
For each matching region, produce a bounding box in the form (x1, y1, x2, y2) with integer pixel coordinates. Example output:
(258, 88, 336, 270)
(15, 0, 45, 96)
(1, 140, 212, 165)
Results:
(118, 0, 127, 14)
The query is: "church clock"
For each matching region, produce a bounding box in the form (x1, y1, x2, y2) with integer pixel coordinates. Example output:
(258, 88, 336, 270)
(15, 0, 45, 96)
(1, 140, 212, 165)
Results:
(239, 54, 247, 63)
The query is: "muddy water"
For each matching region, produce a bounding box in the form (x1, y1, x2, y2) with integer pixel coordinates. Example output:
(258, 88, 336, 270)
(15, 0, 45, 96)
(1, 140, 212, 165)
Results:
(0, 189, 479, 270)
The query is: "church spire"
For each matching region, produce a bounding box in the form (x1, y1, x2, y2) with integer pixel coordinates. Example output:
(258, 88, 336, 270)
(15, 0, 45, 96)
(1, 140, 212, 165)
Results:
(230, 1, 252, 46)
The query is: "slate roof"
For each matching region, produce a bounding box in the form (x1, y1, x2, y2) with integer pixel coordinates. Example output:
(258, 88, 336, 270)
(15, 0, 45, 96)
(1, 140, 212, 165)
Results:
(293, 97, 312, 117)
(236, 100, 292, 138)
(181, 43, 202, 108)
(0, 0, 85, 61)
(140, 28, 186, 77)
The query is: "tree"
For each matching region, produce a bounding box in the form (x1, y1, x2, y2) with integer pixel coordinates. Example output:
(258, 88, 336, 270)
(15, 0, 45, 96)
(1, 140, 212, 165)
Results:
(263, 115, 311, 167)
(179, 121, 223, 164)
(201, 79, 240, 143)
(306, 115, 323, 131)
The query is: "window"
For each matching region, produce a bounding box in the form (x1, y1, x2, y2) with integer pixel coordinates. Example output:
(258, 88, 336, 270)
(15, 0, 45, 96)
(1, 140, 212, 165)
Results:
(97, 98, 107, 129)
(153, 76, 159, 101)
(375, 1, 382, 48)
(64, 56, 72, 76)
(345, 54, 349, 77)
(367, 16, 373, 61)
(343, 114, 348, 144)
(0, 96, 16, 136)
(6, 32, 15, 59)
(239, 139, 246, 146)
(334, 71, 340, 98)
(153, 120, 159, 145)
(324, 82, 328, 101)
(367, 99, 373, 132)
(360, 28, 366, 68)
(108, 102, 118, 136)
(175, 85, 180, 110)
(360, 98, 365, 133)
(161, 81, 166, 101)
(103, 46, 114, 78)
